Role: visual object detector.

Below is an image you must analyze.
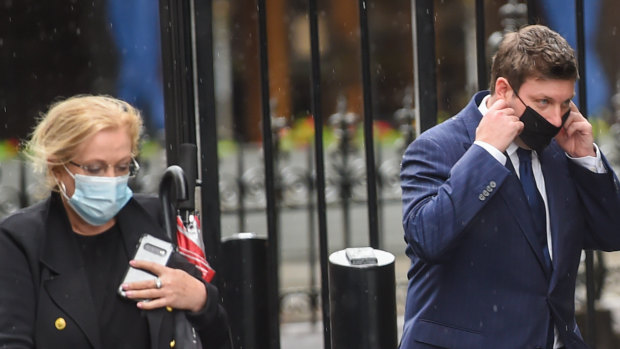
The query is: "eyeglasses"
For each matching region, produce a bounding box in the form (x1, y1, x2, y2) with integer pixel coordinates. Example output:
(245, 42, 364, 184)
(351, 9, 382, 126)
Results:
(69, 157, 140, 177)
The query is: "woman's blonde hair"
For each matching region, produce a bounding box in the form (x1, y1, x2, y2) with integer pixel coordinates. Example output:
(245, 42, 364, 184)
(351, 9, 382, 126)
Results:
(25, 95, 143, 190)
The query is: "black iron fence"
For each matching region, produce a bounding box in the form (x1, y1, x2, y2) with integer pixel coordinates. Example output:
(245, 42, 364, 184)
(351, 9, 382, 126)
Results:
(158, 0, 605, 348)
(0, 1, 614, 348)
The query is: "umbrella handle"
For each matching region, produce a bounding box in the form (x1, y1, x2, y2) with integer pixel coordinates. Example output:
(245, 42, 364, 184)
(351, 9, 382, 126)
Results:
(159, 165, 188, 241)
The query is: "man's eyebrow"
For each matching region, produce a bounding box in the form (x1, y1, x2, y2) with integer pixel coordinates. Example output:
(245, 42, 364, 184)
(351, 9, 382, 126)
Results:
(532, 94, 574, 103)
(563, 94, 575, 103)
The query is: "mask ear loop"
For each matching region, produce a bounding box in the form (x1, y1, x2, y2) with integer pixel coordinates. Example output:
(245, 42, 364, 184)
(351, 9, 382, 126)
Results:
(53, 165, 74, 201)
(511, 86, 528, 108)
(54, 176, 70, 200)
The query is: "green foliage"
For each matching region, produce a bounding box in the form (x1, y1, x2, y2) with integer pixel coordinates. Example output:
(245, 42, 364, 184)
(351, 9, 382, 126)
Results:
(0, 139, 19, 161)
(591, 117, 611, 140)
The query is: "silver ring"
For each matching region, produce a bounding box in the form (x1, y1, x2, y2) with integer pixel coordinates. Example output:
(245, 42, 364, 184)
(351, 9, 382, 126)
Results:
(155, 277, 162, 289)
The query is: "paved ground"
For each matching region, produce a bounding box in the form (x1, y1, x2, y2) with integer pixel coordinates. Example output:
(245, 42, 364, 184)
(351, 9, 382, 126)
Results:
(280, 316, 404, 349)
(278, 252, 620, 348)
(278, 254, 410, 348)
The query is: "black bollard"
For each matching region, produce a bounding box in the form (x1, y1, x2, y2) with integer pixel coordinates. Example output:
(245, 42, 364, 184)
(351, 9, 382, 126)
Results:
(329, 248, 397, 349)
(220, 233, 270, 349)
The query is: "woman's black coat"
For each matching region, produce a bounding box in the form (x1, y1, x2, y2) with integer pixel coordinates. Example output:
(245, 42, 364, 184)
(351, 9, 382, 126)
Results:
(0, 193, 231, 349)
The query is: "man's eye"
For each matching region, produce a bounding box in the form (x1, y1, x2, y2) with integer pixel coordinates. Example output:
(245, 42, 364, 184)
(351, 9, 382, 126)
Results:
(538, 99, 549, 106)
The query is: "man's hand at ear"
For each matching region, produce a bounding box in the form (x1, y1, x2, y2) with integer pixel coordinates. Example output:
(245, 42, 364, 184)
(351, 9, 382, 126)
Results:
(555, 102, 596, 158)
(476, 98, 523, 152)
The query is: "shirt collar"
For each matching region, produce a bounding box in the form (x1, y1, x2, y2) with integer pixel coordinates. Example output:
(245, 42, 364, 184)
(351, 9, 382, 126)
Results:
(477, 94, 491, 116)
(506, 143, 519, 158)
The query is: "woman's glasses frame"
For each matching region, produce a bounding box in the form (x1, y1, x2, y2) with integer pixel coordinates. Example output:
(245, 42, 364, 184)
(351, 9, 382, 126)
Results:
(68, 157, 140, 177)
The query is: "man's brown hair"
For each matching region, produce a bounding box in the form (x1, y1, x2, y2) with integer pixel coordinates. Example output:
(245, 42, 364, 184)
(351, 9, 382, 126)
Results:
(489, 24, 579, 94)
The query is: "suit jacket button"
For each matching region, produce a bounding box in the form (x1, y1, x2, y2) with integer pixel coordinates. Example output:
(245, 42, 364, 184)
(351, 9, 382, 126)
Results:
(489, 181, 496, 188)
(479, 194, 485, 201)
(166, 306, 174, 312)
(170, 339, 176, 347)
(55, 317, 66, 330)
(482, 190, 489, 197)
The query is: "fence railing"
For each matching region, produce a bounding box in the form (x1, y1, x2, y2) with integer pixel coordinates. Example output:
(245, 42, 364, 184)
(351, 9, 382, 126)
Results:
(0, 1, 607, 349)
(135, 1, 605, 348)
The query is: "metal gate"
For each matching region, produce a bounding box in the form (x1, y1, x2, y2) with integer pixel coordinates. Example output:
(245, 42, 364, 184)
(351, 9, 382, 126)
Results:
(157, 0, 601, 348)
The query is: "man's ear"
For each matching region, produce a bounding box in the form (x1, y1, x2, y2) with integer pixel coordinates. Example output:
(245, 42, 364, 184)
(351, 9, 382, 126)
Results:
(494, 77, 512, 100)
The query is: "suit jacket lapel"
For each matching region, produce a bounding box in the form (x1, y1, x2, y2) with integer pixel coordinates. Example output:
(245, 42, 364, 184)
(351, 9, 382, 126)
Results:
(40, 195, 103, 349)
(498, 165, 553, 279)
(539, 144, 569, 278)
(459, 92, 552, 278)
(461, 91, 487, 150)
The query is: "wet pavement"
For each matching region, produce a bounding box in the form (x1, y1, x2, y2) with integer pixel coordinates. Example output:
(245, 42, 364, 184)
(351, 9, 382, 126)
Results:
(278, 252, 620, 348)
(280, 316, 404, 349)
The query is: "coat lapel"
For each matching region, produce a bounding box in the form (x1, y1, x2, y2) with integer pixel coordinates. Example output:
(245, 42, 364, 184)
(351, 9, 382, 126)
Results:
(146, 309, 166, 349)
(116, 197, 172, 349)
(498, 165, 553, 279)
(461, 91, 487, 150)
(115, 198, 171, 273)
(40, 195, 103, 349)
(539, 144, 570, 279)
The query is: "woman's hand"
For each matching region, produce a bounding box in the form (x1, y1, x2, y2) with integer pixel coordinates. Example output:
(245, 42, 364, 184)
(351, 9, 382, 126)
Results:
(121, 260, 207, 313)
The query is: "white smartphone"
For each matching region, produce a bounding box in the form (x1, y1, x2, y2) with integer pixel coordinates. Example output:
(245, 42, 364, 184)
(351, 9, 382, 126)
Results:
(118, 234, 174, 298)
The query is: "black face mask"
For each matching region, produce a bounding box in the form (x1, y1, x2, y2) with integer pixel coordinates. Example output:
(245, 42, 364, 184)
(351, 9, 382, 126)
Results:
(514, 92, 570, 153)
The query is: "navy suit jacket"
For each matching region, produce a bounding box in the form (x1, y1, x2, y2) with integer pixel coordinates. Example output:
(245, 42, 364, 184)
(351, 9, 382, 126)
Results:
(400, 91, 620, 348)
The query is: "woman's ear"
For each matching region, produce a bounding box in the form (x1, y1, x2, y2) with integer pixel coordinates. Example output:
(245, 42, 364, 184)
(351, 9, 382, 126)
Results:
(48, 160, 65, 181)
(48, 161, 60, 175)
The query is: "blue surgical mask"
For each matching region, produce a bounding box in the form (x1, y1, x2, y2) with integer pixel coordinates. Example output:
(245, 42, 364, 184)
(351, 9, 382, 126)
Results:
(59, 166, 133, 226)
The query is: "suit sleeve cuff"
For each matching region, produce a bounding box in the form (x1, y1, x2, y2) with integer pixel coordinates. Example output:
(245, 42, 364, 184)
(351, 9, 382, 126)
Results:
(473, 141, 506, 165)
(565, 143, 606, 173)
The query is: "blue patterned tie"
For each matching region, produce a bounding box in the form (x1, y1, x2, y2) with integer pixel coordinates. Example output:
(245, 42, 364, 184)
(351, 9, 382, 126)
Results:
(516, 148, 552, 269)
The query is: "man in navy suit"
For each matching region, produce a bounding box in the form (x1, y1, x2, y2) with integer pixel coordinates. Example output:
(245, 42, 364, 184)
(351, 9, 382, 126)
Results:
(400, 25, 620, 348)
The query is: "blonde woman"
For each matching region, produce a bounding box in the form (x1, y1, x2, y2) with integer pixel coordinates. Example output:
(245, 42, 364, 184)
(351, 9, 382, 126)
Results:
(0, 96, 230, 348)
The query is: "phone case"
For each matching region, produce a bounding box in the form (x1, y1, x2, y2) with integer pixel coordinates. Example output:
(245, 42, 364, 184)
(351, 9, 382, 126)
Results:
(118, 234, 174, 298)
